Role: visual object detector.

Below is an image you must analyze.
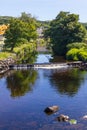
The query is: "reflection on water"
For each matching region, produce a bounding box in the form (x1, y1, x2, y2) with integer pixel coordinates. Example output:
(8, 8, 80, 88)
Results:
(0, 66, 87, 129)
(48, 68, 85, 97)
(50, 55, 66, 63)
(6, 69, 38, 97)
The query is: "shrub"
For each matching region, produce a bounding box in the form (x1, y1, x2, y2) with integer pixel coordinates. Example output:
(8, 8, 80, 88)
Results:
(78, 49, 87, 62)
(66, 48, 79, 61)
(13, 43, 37, 63)
(66, 48, 87, 62)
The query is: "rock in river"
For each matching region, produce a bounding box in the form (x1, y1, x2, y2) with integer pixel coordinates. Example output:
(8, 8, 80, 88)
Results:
(44, 105, 59, 115)
(56, 114, 69, 122)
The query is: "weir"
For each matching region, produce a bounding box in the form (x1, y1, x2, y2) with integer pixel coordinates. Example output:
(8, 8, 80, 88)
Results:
(9, 61, 87, 70)
(9, 63, 69, 70)
(0, 61, 87, 74)
(9, 61, 86, 70)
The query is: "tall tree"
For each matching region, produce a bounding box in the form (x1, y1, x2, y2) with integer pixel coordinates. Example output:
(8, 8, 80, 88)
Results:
(4, 17, 37, 51)
(44, 11, 87, 56)
(19, 12, 38, 28)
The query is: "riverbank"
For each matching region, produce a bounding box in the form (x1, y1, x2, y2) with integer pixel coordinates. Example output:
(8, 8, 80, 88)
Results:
(0, 55, 87, 74)
(0, 57, 15, 74)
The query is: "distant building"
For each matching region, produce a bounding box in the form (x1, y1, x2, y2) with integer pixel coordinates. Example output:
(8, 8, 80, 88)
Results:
(37, 27, 44, 38)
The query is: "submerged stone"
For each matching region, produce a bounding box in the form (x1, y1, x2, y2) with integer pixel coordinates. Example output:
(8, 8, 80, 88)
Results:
(56, 114, 69, 122)
(44, 105, 59, 115)
(83, 115, 87, 119)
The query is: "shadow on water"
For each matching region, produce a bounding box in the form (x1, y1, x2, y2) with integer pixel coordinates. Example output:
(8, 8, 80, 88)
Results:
(5, 69, 38, 97)
(44, 68, 86, 97)
(49, 55, 66, 63)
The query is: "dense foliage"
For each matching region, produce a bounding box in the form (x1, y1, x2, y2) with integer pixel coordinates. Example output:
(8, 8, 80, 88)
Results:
(44, 11, 87, 56)
(0, 13, 38, 63)
(4, 13, 37, 51)
(14, 43, 37, 63)
(66, 42, 87, 61)
(66, 48, 79, 61)
(1, 11, 87, 62)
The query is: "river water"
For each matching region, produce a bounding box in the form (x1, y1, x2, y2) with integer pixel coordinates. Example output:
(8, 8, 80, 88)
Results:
(0, 54, 87, 130)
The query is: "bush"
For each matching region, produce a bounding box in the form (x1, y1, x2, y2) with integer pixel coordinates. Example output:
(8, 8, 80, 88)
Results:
(66, 48, 79, 61)
(78, 49, 87, 62)
(66, 48, 87, 62)
(13, 43, 37, 63)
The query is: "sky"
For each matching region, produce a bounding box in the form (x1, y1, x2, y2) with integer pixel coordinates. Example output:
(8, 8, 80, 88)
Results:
(0, 0, 87, 22)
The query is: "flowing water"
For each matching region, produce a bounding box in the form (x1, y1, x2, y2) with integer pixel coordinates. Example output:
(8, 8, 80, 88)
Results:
(0, 54, 87, 130)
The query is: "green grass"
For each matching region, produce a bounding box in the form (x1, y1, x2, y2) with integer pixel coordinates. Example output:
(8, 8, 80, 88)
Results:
(0, 52, 15, 60)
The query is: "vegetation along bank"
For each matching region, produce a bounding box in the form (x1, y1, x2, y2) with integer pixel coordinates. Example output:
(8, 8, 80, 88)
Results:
(0, 11, 87, 70)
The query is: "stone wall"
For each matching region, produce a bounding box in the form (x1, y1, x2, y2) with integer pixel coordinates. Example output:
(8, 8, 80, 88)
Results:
(0, 57, 15, 74)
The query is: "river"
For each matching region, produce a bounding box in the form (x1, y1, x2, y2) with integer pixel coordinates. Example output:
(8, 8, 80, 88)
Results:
(0, 54, 87, 130)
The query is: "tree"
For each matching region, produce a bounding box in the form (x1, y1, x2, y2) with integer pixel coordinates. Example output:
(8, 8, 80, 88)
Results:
(44, 11, 87, 56)
(19, 12, 36, 23)
(4, 17, 37, 51)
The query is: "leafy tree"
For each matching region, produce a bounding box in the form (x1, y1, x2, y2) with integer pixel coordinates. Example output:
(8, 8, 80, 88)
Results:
(4, 17, 37, 51)
(44, 11, 87, 56)
(19, 12, 36, 24)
